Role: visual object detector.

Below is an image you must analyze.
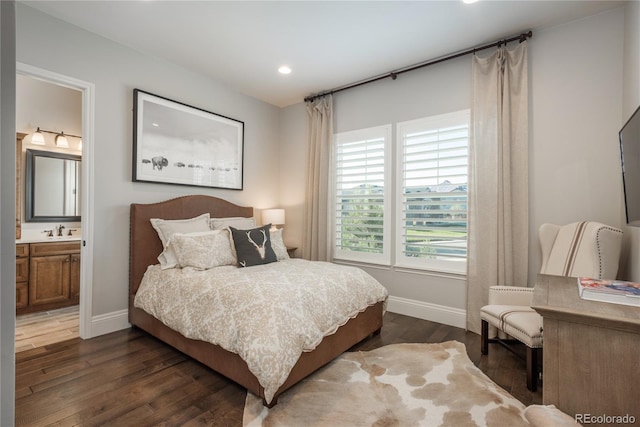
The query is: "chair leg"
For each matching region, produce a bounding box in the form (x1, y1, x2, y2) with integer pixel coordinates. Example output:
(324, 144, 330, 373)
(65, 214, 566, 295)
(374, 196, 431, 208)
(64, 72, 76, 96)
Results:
(526, 346, 539, 392)
(481, 320, 489, 355)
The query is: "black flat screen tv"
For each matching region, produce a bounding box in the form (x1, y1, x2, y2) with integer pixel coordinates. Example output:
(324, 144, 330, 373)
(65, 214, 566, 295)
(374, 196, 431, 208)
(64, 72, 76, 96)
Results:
(619, 105, 640, 226)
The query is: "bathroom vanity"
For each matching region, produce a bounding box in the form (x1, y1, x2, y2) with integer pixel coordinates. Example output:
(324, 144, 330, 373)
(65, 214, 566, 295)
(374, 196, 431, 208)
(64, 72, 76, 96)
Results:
(16, 239, 80, 315)
(15, 131, 83, 315)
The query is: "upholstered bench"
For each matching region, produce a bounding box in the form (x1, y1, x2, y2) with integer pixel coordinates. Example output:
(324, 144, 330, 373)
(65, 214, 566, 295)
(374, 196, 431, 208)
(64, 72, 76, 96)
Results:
(481, 304, 543, 391)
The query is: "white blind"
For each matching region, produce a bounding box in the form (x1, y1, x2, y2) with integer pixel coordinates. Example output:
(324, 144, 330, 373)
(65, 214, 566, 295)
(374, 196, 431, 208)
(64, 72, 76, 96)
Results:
(334, 125, 391, 263)
(397, 111, 469, 272)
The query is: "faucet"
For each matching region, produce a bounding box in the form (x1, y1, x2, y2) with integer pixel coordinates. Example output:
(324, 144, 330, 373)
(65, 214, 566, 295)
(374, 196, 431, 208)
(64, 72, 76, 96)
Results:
(56, 225, 65, 237)
(42, 229, 53, 237)
(67, 228, 77, 236)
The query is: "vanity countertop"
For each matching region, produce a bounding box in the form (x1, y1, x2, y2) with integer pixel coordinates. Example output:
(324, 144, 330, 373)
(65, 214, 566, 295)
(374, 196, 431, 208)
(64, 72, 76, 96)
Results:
(17, 236, 81, 244)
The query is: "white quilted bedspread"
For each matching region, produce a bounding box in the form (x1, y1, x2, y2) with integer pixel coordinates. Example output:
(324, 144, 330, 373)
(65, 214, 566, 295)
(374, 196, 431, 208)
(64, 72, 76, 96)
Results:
(134, 258, 388, 404)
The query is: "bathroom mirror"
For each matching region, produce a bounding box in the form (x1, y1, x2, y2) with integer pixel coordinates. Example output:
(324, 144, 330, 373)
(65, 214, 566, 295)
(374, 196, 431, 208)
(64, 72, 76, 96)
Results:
(25, 149, 81, 222)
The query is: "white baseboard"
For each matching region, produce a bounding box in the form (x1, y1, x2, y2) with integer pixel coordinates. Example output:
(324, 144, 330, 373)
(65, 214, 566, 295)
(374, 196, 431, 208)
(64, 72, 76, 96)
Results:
(89, 309, 130, 338)
(386, 295, 467, 329)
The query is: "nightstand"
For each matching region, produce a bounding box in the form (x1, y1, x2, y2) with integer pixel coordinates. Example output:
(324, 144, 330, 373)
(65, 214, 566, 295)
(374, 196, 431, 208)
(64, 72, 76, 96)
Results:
(286, 246, 297, 258)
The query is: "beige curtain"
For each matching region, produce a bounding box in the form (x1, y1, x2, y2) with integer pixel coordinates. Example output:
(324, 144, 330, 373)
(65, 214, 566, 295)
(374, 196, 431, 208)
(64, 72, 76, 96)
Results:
(303, 95, 333, 261)
(466, 42, 529, 334)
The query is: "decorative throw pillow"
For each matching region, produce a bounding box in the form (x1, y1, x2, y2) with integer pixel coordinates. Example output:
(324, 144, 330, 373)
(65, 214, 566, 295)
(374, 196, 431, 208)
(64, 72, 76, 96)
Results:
(150, 213, 211, 268)
(270, 228, 290, 261)
(209, 229, 237, 265)
(230, 224, 278, 267)
(169, 230, 236, 270)
(210, 216, 255, 230)
(211, 217, 256, 261)
(170, 232, 217, 270)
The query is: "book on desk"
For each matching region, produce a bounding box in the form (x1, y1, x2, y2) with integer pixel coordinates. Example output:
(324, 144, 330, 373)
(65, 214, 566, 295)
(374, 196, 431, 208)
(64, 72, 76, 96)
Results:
(577, 277, 640, 307)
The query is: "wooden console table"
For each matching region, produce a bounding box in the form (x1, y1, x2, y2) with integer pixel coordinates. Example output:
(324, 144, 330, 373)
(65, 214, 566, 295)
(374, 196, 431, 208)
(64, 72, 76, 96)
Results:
(532, 274, 640, 425)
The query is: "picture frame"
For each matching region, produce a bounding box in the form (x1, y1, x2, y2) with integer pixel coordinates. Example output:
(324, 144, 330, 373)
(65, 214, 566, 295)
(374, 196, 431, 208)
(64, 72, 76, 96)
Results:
(133, 89, 244, 190)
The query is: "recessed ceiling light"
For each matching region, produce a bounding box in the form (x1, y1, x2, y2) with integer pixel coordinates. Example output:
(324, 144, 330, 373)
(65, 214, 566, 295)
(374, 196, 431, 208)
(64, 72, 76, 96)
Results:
(278, 65, 292, 75)
(152, 123, 159, 127)
(462, 0, 479, 3)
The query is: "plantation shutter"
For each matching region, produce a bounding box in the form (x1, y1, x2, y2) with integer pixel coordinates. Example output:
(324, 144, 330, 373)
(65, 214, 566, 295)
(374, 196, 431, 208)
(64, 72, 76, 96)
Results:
(397, 111, 469, 272)
(334, 125, 391, 264)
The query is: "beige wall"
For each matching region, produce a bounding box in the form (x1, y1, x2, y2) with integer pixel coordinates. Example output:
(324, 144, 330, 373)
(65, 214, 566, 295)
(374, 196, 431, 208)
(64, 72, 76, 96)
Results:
(528, 7, 625, 283)
(16, 74, 82, 140)
(278, 104, 306, 255)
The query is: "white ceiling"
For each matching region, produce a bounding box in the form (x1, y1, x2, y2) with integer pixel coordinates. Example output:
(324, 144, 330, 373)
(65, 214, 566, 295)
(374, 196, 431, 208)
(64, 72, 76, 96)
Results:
(22, 0, 625, 108)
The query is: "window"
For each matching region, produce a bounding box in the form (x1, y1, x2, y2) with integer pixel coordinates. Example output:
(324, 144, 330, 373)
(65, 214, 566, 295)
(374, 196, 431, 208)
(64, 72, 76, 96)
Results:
(332, 111, 469, 274)
(333, 125, 392, 264)
(396, 110, 469, 273)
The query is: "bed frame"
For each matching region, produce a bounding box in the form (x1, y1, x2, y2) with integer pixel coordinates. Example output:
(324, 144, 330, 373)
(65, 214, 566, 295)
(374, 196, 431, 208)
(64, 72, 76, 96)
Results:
(129, 195, 384, 406)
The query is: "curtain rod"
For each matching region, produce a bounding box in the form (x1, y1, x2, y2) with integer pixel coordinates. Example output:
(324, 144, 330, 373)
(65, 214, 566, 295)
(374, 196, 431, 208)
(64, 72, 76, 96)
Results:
(304, 30, 532, 103)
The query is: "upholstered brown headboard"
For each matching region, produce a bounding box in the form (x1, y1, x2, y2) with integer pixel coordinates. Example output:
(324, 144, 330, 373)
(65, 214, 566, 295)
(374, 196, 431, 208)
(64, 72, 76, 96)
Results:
(129, 195, 253, 304)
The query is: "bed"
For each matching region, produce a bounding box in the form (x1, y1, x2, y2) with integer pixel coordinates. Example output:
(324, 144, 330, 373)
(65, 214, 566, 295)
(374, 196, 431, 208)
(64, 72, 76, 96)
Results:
(129, 195, 386, 407)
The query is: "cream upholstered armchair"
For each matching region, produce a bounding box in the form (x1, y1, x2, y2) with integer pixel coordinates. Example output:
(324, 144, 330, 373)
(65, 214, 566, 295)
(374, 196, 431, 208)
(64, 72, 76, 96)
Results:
(480, 221, 622, 391)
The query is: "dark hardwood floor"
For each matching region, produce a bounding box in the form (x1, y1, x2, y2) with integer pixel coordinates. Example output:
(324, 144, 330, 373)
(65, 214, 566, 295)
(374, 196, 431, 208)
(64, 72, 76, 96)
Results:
(15, 312, 541, 426)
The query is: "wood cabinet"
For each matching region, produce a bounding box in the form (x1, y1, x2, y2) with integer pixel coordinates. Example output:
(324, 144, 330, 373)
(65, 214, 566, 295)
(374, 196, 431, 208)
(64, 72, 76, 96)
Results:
(532, 274, 640, 425)
(16, 243, 29, 309)
(17, 241, 80, 315)
(70, 253, 81, 299)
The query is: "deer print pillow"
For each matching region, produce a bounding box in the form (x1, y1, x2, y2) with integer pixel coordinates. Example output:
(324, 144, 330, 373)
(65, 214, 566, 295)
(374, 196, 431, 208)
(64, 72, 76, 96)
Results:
(230, 224, 278, 267)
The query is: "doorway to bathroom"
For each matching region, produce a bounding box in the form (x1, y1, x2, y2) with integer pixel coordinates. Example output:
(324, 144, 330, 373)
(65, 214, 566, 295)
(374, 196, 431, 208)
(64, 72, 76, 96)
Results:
(15, 63, 94, 349)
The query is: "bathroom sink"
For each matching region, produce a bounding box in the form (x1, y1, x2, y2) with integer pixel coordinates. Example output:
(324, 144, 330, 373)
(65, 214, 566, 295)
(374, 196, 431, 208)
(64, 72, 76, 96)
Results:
(16, 234, 82, 244)
(46, 236, 81, 241)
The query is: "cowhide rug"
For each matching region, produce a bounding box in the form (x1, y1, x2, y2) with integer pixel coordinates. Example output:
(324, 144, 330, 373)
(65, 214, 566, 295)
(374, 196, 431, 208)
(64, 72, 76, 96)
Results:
(243, 341, 576, 427)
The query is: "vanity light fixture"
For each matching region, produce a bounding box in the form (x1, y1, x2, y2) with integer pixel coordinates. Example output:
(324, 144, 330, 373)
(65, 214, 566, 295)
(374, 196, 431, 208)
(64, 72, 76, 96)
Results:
(55, 132, 69, 148)
(30, 127, 46, 145)
(30, 127, 82, 149)
(262, 208, 285, 232)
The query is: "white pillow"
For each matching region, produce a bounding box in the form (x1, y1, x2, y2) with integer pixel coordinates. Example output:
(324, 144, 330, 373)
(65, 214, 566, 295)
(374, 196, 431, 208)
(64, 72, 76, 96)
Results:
(150, 213, 211, 268)
(270, 228, 290, 261)
(169, 230, 236, 270)
(210, 216, 255, 230)
(151, 213, 211, 246)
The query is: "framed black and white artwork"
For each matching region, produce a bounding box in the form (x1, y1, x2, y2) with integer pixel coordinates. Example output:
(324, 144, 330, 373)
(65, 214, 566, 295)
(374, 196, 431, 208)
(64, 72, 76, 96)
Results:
(133, 89, 244, 190)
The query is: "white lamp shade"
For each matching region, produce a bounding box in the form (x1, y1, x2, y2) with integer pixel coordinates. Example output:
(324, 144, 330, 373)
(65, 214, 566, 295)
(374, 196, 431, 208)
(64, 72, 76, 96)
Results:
(31, 129, 45, 145)
(262, 209, 285, 227)
(55, 133, 69, 148)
